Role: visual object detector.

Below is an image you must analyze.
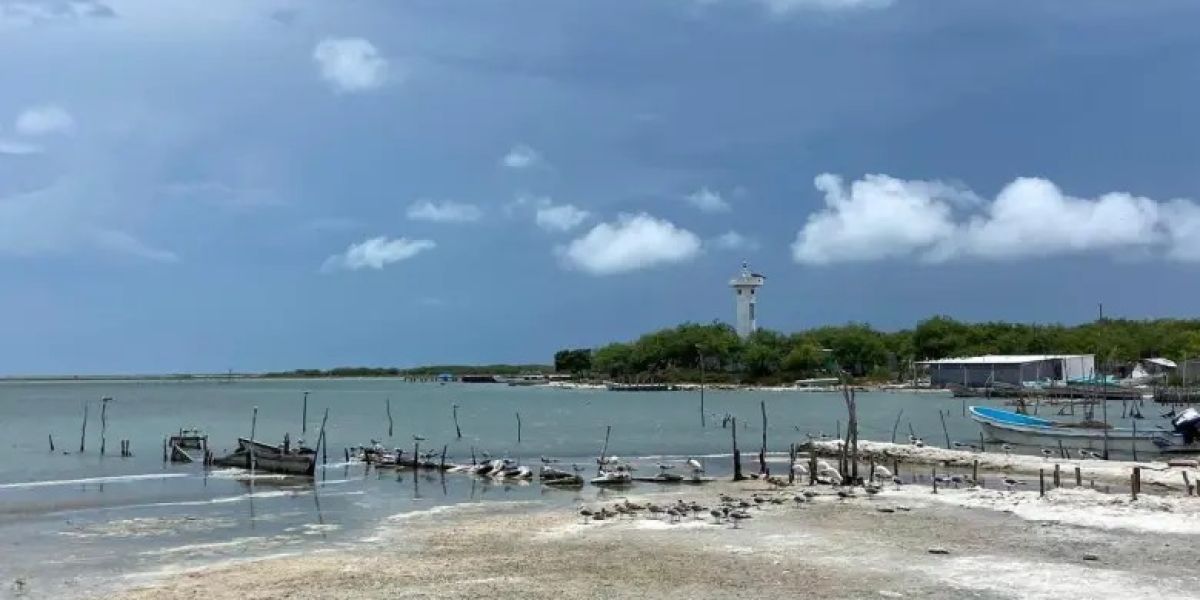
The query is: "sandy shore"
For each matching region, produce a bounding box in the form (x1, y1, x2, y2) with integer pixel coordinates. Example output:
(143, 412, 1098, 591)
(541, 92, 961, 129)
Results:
(105, 476, 1200, 600)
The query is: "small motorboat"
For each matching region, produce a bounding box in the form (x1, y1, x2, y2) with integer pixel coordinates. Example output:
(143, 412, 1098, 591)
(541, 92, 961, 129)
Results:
(540, 465, 584, 485)
(970, 405, 1200, 455)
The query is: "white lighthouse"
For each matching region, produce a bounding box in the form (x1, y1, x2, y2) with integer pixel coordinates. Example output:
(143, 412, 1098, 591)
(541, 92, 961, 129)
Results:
(730, 262, 765, 339)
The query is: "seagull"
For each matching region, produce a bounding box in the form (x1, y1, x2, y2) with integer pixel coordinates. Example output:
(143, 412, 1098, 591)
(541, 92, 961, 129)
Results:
(1001, 443, 1013, 455)
(540, 456, 559, 464)
(1040, 448, 1053, 460)
(793, 495, 807, 505)
(729, 511, 751, 528)
(687, 458, 704, 472)
(710, 508, 724, 523)
(579, 507, 594, 524)
(657, 463, 676, 471)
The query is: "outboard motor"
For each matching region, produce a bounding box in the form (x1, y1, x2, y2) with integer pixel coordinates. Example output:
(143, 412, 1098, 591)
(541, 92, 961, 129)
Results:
(1171, 407, 1200, 444)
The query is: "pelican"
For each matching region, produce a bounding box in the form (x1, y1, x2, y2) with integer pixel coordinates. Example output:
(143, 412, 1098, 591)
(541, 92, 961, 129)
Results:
(871, 465, 892, 480)
(793, 463, 809, 476)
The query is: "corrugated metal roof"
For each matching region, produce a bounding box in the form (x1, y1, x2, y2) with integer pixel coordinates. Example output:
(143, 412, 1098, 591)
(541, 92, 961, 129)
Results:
(917, 354, 1094, 365)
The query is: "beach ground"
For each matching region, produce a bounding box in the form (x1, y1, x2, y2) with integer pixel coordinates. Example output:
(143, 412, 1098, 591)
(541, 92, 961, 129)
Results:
(107, 478, 1200, 600)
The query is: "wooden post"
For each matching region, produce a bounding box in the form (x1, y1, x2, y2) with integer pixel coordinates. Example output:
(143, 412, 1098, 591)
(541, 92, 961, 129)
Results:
(759, 400, 768, 476)
(972, 459, 979, 483)
(1057, 439, 1066, 460)
(48, 434, 54, 452)
(317, 408, 329, 467)
(939, 410, 951, 450)
(162, 437, 167, 462)
(869, 458, 876, 483)
(302, 391, 309, 435)
(1039, 468, 1045, 497)
(1131, 467, 1138, 500)
(731, 416, 744, 481)
(836, 420, 841, 442)
(932, 466, 938, 494)
(1075, 466, 1082, 487)
(249, 406, 259, 472)
(891, 408, 904, 444)
(344, 447, 350, 463)
(1131, 419, 1138, 463)
(893, 458, 900, 481)
(100, 397, 109, 456)
(413, 440, 420, 469)
(809, 451, 818, 485)
(79, 401, 88, 453)
(516, 412, 522, 445)
(979, 431, 986, 453)
(470, 446, 477, 466)
(1133, 466, 1142, 500)
(452, 404, 462, 439)
(1053, 463, 1061, 488)
(598, 425, 611, 476)
(440, 444, 448, 470)
(1182, 471, 1192, 496)
(386, 398, 394, 438)
(788, 443, 796, 484)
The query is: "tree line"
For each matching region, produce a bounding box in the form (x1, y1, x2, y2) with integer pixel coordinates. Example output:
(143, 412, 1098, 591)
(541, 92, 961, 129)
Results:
(555, 317, 1200, 384)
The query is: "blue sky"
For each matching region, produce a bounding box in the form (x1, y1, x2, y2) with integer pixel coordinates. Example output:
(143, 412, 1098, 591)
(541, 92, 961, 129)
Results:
(2, 0, 1200, 374)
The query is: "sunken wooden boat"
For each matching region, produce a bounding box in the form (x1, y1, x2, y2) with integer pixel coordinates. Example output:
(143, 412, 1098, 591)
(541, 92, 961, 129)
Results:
(212, 438, 317, 476)
(169, 428, 208, 450)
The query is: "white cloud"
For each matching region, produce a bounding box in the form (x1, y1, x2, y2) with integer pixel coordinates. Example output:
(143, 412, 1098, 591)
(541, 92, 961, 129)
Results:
(15, 105, 75, 136)
(711, 230, 759, 252)
(0, 1, 115, 26)
(0, 139, 41, 155)
(406, 199, 483, 223)
(559, 213, 702, 275)
(91, 229, 179, 263)
(321, 236, 434, 272)
(313, 37, 388, 93)
(792, 173, 1200, 265)
(536, 203, 590, 232)
(756, 0, 894, 14)
(501, 144, 540, 169)
(685, 187, 731, 213)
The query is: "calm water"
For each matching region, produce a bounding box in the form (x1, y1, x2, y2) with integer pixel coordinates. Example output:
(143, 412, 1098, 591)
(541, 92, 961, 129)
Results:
(0, 379, 1148, 597)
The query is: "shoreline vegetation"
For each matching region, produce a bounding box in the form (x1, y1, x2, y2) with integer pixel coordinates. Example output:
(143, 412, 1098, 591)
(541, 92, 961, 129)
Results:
(9, 316, 1200, 384)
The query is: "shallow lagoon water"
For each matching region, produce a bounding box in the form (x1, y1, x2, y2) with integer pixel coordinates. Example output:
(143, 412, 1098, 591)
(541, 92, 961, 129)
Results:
(0, 378, 1154, 597)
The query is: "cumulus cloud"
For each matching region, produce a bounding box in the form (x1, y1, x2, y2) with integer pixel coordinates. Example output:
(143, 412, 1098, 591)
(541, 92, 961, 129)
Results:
(313, 37, 387, 93)
(559, 213, 701, 275)
(685, 187, 731, 213)
(792, 173, 1200, 265)
(536, 203, 590, 232)
(406, 199, 483, 223)
(501, 144, 540, 169)
(711, 230, 759, 252)
(15, 105, 74, 136)
(321, 236, 434, 272)
(0, 139, 41, 155)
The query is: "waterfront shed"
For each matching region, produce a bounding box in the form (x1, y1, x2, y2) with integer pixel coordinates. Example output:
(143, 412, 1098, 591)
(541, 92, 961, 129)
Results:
(919, 354, 1095, 387)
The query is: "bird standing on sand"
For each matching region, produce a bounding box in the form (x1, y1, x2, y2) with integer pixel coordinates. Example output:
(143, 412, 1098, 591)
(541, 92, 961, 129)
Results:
(1040, 448, 1053, 460)
(579, 507, 594, 524)
(1001, 443, 1013, 455)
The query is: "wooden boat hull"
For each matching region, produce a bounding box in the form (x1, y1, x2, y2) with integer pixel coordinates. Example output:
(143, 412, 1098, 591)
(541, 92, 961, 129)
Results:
(212, 438, 316, 476)
(970, 406, 1200, 455)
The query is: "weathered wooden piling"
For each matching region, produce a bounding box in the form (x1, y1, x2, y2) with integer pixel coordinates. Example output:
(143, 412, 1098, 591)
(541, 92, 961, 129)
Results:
(440, 444, 448, 470)
(516, 412, 522, 444)
(79, 401, 89, 453)
(1182, 471, 1192, 496)
(1131, 467, 1141, 500)
(470, 445, 477, 466)
(931, 466, 938, 494)
(452, 404, 462, 439)
(317, 408, 330, 466)
(731, 416, 744, 481)
(939, 410, 951, 450)
(972, 459, 978, 484)
(788, 443, 797, 484)
(891, 409, 904, 444)
(48, 434, 54, 452)
(386, 398, 394, 438)
(1057, 440, 1067, 460)
(302, 391, 309, 435)
(809, 451, 818, 485)
(162, 437, 168, 462)
(99, 397, 110, 456)
(1039, 468, 1046, 497)
(979, 431, 986, 453)
(249, 406, 259, 472)
(1053, 463, 1061, 488)
(1075, 466, 1083, 487)
(1131, 419, 1139, 462)
(759, 400, 769, 476)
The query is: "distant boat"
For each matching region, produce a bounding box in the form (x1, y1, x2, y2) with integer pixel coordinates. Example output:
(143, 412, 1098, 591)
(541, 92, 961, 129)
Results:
(969, 406, 1200, 455)
(605, 382, 677, 392)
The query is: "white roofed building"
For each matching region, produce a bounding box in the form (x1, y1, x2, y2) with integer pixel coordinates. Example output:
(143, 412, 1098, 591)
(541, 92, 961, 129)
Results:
(919, 354, 1095, 387)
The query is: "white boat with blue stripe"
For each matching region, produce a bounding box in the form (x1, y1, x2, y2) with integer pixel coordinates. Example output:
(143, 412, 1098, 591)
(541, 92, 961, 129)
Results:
(969, 406, 1200, 455)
